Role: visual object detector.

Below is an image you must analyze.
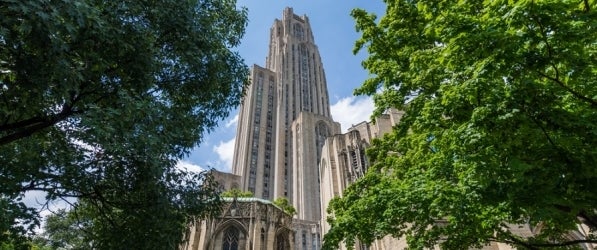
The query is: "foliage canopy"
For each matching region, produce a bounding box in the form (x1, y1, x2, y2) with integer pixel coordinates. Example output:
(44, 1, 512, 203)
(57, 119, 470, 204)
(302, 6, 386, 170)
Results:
(273, 197, 297, 216)
(324, 0, 597, 249)
(221, 189, 254, 198)
(0, 0, 248, 248)
(33, 209, 88, 250)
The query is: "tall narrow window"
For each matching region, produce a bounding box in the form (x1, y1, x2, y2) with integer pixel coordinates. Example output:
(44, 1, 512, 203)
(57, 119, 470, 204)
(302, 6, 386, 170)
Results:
(302, 231, 307, 250)
(223, 227, 240, 250)
(276, 233, 289, 250)
(261, 228, 266, 250)
(315, 122, 329, 167)
(293, 23, 304, 40)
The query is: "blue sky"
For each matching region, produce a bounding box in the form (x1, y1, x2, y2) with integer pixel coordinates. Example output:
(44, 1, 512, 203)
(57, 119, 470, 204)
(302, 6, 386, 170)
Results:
(179, 0, 386, 173)
(22, 0, 387, 228)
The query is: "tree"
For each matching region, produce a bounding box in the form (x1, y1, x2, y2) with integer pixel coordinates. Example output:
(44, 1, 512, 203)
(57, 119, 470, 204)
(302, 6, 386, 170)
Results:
(273, 197, 296, 216)
(324, 0, 597, 249)
(0, 0, 248, 248)
(34, 209, 88, 250)
(221, 189, 254, 198)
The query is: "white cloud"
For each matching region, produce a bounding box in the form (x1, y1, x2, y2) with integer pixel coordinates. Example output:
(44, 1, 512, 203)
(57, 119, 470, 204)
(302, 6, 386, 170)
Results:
(21, 190, 48, 209)
(213, 137, 236, 172)
(22, 190, 74, 214)
(175, 160, 204, 173)
(330, 96, 375, 132)
(225, 114, 239, 128)
(22, 190, 74, 233)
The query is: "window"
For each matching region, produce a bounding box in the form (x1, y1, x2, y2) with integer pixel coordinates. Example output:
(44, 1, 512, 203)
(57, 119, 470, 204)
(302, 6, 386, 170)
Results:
(302, 231, 307, 250)
(261, 228, 266, 250)
(223, 227, 239, 250)
(315, 122, 329, 169)
(293, 23, 304, 40)
(299, 44, 310, 112)
(276, 233, 288, 250)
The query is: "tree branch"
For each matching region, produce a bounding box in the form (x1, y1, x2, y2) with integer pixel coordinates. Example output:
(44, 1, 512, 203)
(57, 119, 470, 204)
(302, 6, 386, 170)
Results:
(500, 233, 541, 250)
(583, 0, 590, 12)
(529, 8, 597, 108)
(498, 237, 597, 249)
(578, 210, 597, 230)
(0, 116, 46, 131)
(527, 239, 597, 248)
(534, 70, 597, 107)
(0, 83, 106, 145)
(495, 221, 597, 249)
(0, 104, 81, 146)
(497, 235, 597, 249)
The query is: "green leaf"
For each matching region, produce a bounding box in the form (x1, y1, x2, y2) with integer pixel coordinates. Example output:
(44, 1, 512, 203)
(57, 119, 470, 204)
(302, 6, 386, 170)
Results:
(324, 0, 597, 249)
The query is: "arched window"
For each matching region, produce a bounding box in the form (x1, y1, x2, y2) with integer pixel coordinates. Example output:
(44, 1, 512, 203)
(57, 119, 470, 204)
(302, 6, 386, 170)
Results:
(223, 226, 239, 250)
(260, 228, 266, 250)
(315, 122, 329, 165)
(276, 233, 289, 250)
(301, 230, 307, 250)
(293, 23, 304, 40)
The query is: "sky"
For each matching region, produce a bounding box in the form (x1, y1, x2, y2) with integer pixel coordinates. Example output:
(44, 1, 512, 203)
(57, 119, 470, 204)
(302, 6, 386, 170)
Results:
(23, 0, 387, 227)
(180, 0, 387, 173)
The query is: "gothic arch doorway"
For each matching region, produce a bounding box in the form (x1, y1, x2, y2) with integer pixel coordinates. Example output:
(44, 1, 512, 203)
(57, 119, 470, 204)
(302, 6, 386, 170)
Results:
(222, 226, 240, 250)
(275, 232, 290, 250)
(211, 220, 247, 250)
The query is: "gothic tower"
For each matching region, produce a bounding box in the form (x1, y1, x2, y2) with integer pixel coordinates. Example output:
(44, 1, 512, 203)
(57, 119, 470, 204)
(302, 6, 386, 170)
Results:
(231, 7, 340, 248)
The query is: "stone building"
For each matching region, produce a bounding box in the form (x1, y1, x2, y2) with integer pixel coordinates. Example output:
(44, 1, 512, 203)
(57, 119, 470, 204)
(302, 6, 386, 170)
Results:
(184, 6, 596, 250)
(319, 111, 595, 249)
(181, 197, 294, 250)
(211, 169, 242, 191)
(319, 110, 404, 250)
(230, 7, 339, 248)
(319, 109, 404, 228)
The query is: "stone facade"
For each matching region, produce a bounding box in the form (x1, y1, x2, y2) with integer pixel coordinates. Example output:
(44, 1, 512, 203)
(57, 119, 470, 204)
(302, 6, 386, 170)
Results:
(320, 109, 404, 230)
(319, 110, 405, 250)
(291, 112, 340, 222)
(319, 109, 596, 249)
(181, 197, 294, 250)
(189, 6, 596, 250)
(211, 169, 242, 191)
(231, 7, 338, 249)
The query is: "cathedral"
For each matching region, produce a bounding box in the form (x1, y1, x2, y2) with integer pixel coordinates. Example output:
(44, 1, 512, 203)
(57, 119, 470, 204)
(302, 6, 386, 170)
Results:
(229, 7, 338, 249)
(182, 7, 358, 250)
(181, 7, 594, 250)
